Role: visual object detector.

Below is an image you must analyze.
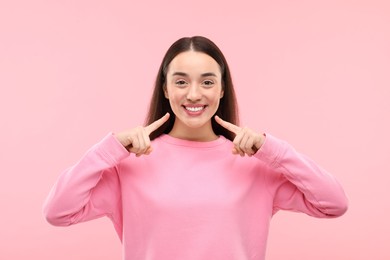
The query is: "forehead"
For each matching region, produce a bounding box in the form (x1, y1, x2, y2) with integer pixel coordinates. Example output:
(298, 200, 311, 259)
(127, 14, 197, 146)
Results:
(167, 51, 221, 76)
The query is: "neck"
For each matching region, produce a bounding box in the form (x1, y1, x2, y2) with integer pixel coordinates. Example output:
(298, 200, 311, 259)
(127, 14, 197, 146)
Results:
(168, 121, 218, 142)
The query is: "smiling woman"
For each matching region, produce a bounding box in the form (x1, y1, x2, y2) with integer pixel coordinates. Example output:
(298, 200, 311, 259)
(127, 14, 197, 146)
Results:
(43, 36, 348, 260)
(145, 36, 239, 142)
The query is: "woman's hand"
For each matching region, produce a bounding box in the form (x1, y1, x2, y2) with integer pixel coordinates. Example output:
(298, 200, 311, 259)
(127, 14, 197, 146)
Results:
(115, 113, 170, 157)
(215, 115, 265, 157)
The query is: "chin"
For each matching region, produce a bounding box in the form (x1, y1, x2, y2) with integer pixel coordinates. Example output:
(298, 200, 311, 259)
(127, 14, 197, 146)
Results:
(178, 116, 211, 129)
(184, 121, 208, 129)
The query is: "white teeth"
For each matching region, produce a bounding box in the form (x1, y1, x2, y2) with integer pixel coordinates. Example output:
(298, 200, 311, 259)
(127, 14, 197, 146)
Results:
(185, 106, 204, 112)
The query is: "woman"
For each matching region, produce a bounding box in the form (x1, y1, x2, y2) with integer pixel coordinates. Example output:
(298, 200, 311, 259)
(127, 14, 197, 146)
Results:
(44, 36, 348, 260)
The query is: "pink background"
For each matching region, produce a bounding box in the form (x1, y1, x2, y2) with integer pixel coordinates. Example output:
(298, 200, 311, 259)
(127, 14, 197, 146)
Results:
(1, 0, 389, 259)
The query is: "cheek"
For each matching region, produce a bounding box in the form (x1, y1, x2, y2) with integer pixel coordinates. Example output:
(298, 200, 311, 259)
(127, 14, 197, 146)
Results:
(213, 98, 221, 110)
(206, 96, 221, 114)
(167, 93, 183, 110)
(209, 90, 223, 105)
(165, 87, 176, 101)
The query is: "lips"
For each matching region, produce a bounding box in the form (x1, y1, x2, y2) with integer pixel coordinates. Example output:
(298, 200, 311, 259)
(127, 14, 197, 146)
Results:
(182, 105, 207, 114)
(185, 106, 205, 112)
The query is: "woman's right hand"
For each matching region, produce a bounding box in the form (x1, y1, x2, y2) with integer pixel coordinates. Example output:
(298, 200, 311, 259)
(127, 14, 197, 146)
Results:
(115, 113, 170, 157)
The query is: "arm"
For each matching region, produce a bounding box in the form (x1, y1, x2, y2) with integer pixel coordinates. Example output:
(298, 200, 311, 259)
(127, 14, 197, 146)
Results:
(43, 114, 170, 228)
(212, 116, 347, 217)
(43, 133, 129, 227)
(255, 134, 348, 217)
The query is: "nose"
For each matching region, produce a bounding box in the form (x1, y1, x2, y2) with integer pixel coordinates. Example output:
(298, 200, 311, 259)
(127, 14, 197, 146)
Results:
(186, 84, 202, 101)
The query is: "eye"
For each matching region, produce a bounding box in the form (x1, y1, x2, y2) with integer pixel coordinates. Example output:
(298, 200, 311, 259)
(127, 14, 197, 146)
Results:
(175, 80, 187, 86)
(202, 80, 214, 87)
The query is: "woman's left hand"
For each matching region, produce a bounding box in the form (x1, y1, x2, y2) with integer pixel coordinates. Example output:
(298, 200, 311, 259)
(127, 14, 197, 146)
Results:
(215, 115, 265, 157)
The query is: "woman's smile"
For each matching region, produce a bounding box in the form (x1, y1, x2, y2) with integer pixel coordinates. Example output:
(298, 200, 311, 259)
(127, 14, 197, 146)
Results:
(183, 104, 207, 115)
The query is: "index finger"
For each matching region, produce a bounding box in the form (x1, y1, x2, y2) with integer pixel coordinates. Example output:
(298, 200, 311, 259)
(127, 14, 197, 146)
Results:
(145, 113, 170, 135)
(214, 115, 241, 135)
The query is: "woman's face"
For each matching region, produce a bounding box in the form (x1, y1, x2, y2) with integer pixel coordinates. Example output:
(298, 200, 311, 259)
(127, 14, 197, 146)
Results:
(164, 51, 224, 140)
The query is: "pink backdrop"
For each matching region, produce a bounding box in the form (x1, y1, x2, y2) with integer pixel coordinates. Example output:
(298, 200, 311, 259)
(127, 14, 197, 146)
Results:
(1, 0, 389, 259)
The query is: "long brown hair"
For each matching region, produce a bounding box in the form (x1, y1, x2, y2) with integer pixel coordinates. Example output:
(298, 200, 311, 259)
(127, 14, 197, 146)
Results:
(145, 36, 239, 141)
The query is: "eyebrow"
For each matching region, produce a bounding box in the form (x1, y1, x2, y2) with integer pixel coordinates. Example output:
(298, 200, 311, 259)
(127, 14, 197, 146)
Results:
(172, 72, 218, 78)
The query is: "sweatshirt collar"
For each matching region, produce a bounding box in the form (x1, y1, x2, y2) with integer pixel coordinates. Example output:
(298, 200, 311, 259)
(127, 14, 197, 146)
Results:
(159, 134, 227, 148)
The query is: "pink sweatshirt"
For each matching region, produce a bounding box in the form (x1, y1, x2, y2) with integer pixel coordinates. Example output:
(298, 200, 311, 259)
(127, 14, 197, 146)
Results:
(43, 133, 348, 260)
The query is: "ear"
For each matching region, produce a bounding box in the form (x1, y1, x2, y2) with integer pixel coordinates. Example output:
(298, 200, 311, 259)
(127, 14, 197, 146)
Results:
(163, 85, 169, 99)
(220, 90, 224, 99)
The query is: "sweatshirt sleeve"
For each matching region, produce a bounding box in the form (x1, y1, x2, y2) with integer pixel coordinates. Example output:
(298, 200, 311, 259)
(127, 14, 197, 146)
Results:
(254, 134, 348, 218)
(43, 133, 130, 231)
